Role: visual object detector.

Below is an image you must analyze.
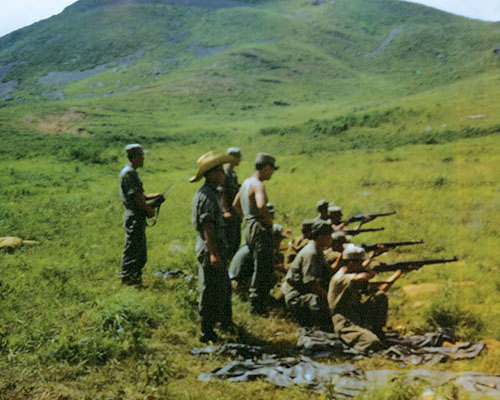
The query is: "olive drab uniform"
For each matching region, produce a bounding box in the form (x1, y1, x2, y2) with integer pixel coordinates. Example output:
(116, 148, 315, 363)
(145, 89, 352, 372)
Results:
(284, 236, 309, 270)
(222, 164, 241, 259)
(119, 164, 147, 283)
(328, 268, 387, 352)
(228, 243, 253, 286)
(282, 242, 331, 327)
(240, 179, 274, 312)
(192, 182, 232, 333)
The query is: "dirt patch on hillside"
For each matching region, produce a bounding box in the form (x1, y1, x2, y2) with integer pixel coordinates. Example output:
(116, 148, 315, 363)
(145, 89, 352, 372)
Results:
(23, 112, 91, 135)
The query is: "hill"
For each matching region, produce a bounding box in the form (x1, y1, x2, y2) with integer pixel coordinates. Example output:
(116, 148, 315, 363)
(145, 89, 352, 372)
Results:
(2, 1, 500, 399)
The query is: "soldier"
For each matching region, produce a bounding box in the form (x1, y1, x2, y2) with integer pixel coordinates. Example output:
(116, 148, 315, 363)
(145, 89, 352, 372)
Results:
(281, 220, 333, 329)
(221, 147, 243, 260)
(119, 144, 162, 286)
(229, 223, 287, 292)
(233, 152, 278, 315)
(191, 151, 238, 342)
(327, 244, 403, 352)
(315, 199, 330, 222)
(323, 230, 351, 272)
(284, 218, 314, 269)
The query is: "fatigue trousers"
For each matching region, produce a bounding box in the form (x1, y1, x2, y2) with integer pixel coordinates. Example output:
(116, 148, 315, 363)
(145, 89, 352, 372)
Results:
(285, 292, 331, 330)
(245, 219, 274, 309)
(331, 291, 388, 353)
(198, 251, 232, 334)
(120, 213, 147, 282)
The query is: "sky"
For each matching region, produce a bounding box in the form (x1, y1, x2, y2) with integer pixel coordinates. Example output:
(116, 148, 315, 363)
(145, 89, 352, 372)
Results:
(0, 0, 500, 38)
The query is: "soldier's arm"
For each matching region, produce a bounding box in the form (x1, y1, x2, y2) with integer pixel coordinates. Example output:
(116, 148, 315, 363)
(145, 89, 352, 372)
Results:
(134, 192, 155, 218)
(232, 191, 243, 218)
(202, 222, 222, 269)
(254, 182, 273, 227)
(144, 193, 162, 200)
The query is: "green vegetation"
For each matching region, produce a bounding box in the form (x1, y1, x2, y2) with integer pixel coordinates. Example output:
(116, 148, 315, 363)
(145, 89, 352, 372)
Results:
(1, 0, 500, 398)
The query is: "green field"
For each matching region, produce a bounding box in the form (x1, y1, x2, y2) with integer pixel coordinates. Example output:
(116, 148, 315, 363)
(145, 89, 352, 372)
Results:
(1, 0, 500, 398)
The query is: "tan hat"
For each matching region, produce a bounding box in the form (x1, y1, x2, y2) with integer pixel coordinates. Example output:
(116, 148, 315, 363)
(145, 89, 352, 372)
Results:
(189, 151, 238, 183)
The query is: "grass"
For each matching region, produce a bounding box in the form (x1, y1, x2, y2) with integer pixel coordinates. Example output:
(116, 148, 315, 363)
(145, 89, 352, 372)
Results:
(1, 0, 500, 398)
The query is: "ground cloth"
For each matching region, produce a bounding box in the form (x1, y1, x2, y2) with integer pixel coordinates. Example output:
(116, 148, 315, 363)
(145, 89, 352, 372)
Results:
(192, 329, 494, 397)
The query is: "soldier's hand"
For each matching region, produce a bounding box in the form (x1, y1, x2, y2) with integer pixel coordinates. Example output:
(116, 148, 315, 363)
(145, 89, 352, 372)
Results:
(146, 206, 155, 218)
(223, 211, 232, 219)
(210, 253, 222, 269)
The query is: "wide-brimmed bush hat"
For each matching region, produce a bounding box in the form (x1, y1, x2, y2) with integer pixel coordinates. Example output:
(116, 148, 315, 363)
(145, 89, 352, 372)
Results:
(189, 151, 238, 183)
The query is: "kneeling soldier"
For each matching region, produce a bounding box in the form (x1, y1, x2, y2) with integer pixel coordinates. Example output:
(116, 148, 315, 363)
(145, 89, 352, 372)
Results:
(328, 244, 401, 352)
(282, 220, 333, 329)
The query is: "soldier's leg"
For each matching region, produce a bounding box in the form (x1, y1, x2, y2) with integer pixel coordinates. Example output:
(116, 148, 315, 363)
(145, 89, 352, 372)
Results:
(332, 313, 384, 353)
(362, 291, 389, 336)
(121, 214, 147, 284)
(198, 252, 218, 342)
(226, 215, 242, 260)
(248, 225, 274, 313)
(217, 261, 233, 328)
(291, 294, 331, 329)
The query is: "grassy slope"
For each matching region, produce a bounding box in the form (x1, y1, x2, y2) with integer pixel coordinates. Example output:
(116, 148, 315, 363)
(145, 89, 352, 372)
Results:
(1, 0, 500, 398)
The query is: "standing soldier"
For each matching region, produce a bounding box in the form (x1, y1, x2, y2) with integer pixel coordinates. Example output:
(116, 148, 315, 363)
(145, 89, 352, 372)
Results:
(119, 144, 162, 286)
(191, 151, 238, 342)
(221, 147, 243, 260)
(233, 152, 278, 315)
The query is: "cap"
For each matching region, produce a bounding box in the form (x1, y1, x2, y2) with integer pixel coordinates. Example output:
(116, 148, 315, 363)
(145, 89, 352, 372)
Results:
(328, 205, 342, 213)
(256, 152, 279, 170)
(311, 219, 333, 237)
(125, 143, 146, 157)
(226, 147, 242, 159)
(342, 243, 366, 261)
(266, 202, 275, 213)
(331, 231, 348, 242)
(301, 218, 314, 232)
(317, 199, 329, 210)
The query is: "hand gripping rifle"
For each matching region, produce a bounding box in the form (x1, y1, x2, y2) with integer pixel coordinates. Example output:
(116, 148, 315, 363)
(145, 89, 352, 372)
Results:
(371, 257, 458, 273)
(147, 173, 188, 227)
(345, 211, 397, 224)
(361, 240, 424, 253)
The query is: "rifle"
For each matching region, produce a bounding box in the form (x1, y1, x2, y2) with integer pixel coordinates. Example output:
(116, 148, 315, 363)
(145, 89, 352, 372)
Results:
(371, 257, 458, 273)
(361, 240, 424, 252)
(147, 173, 188, 226)
(345, 211, 396, 224)
(343, 227, 385, 236)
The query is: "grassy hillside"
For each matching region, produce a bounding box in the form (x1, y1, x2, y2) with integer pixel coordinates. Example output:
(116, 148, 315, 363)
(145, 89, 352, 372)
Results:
(1, 0, 500, 398)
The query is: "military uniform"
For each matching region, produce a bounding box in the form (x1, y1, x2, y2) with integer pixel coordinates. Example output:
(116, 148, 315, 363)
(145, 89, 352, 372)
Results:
(282, 241, 331, 327)
(240, 179, 275, 312)
(222, 164, 241, 259)
(228, 244, 253, 286)
(119, 164, 147, 284)
(285, 236, 309, 270)
(192, 182, 232, 334)
(328, 268, 387, 352)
